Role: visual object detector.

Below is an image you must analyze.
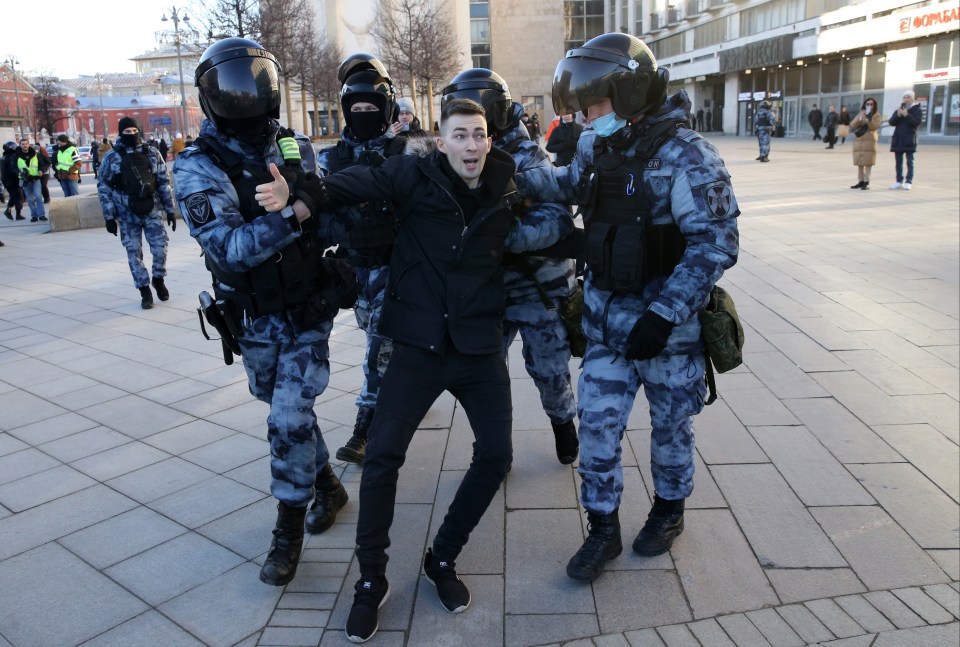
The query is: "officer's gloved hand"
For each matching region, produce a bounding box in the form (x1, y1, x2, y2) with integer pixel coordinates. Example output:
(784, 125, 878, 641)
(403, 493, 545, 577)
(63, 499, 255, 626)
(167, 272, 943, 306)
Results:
(166, 212, 177, 231)
(105, 219, 118, 236)
(624, 311, 676, 361)
(294, 173, 329, 216)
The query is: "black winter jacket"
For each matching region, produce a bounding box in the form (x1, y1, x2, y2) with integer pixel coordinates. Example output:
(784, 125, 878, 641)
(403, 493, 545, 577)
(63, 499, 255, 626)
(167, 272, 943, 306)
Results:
(889, 104, 923, 153)
(1, 151, 20, 183)
(546, 121, 583, 166)
(321, 147, 522, 355)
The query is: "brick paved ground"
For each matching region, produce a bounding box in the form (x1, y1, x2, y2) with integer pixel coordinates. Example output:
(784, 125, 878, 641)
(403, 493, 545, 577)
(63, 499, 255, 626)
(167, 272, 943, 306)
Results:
(0, 136, 957, 646)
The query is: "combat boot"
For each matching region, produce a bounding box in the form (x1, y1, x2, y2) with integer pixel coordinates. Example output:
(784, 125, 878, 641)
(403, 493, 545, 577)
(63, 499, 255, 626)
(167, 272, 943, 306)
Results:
(566, 509, 622, 582)
(551, 419, 579, 465)
(139, 286, 154, 309)
(632, 495, 685, 556)
(336, 405, 374, 464)
(305, 462, 349, 534)
(259, 502, 307, 586)
(151, 276, 170, 301)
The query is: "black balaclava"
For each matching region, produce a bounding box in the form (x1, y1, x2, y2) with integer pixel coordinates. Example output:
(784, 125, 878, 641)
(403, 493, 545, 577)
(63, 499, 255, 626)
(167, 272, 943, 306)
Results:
(221, 115, 272, 146)
(117, 117, 142, 148)
(349, 110, 385, 142)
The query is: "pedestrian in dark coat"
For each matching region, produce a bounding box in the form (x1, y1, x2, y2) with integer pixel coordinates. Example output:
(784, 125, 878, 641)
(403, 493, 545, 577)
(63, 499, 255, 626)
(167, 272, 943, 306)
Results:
(837, 106, 851, 144)
(824, 105, 839, 149)
(696, 107, 704, 131)
(888, 90, 922, 190)
(808, 104, 823, 140)
(545, 114, 583, 166)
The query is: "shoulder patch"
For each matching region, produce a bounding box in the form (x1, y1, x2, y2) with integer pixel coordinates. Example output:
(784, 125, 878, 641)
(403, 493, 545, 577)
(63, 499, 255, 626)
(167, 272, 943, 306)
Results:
(702, 182, 733, 219)
(185, 192, 213, 226)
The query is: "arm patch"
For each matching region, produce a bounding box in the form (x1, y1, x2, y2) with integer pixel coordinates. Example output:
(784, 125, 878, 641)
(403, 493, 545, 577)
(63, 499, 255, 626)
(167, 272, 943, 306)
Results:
(701, 182, 734, 219)
(185, 192, 213, 226)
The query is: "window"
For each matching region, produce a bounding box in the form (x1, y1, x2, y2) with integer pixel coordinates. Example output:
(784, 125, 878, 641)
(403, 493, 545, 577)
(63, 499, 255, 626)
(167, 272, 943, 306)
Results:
(916, 35, 959, 71)
(841, 57, 862, 93)
(522, 95, 545, 119)
(470, 0, 491, 69)
(802, 65, 819, 94)
(821, 59, 840, 94)
(864, 55, 885, 90)
(693, 18, 726, 48)
(565, 0, 606, 51)
(741, 0, 806, 37)
(650, 33, 684, 59)
(785, 68, 801, 94)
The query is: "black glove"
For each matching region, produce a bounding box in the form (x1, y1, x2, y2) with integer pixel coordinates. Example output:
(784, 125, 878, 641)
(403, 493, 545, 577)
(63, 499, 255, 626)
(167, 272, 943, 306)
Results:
(78, 176, 81, 184)
(105, 219, 118, 236)
(294, 173, 329, 216)
(624, 311, 676, 361)
(166, 212, 177, 231)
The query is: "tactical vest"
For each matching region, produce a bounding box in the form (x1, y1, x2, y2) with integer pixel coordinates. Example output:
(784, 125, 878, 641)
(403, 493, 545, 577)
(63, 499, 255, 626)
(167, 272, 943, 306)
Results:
(323, 140, 397, 266)
(194, 134, 329, 327)
(584, 121, 687, 294)
(112, 147, 157, 216)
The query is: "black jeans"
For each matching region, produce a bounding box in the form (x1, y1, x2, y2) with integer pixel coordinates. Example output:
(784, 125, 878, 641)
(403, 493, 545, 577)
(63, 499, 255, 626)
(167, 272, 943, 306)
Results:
(355, 343, 513, 577)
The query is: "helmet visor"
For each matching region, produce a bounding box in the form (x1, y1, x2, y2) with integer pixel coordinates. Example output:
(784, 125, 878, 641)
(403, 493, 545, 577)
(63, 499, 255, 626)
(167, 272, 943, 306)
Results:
(198, 56, 281, 120)
(552, 56, 629, 116)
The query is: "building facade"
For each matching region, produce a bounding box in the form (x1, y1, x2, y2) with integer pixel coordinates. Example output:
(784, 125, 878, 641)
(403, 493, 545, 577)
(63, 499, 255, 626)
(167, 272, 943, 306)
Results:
(472, 0, 958, 139)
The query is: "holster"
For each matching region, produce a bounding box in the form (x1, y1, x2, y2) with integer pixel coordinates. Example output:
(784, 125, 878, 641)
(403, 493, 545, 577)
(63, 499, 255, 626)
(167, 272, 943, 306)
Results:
(197, 290, 242, 365)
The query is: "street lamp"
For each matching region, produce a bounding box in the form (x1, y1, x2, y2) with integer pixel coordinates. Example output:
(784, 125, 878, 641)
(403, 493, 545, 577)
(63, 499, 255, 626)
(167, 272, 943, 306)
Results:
(162, 6, 191, 137)
(3, 55, 24, 140)
(93, 73, 111, 140)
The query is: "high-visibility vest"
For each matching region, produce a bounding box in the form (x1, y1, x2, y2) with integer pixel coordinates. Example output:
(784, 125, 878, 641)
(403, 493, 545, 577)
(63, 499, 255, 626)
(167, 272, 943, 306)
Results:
(56, 146, 80, 172)
(17, 154, 40, 177)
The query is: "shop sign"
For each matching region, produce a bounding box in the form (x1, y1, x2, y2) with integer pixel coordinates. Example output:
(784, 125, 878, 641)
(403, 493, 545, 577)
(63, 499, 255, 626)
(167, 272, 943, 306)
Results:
(719, 35, 794, 73)
(898, 5, 960, 35)
(738, 92, 752, 102)
(913, 67, 959, 82)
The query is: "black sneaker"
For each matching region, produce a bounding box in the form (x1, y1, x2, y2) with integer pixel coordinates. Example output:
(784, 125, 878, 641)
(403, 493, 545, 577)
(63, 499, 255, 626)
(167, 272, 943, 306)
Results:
(345, 577, 390, 643)
(423, 548, 470, 613)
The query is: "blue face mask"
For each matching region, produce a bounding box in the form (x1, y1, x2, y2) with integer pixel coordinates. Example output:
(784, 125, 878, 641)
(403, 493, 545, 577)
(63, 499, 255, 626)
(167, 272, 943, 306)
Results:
(592, 111, 627, 138)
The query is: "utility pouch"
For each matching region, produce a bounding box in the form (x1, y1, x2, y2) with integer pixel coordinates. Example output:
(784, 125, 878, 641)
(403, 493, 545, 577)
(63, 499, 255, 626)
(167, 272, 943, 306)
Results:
(197, 291, 241, 365)
(699, 285, 745, 404)
(319, 256, 361, 311)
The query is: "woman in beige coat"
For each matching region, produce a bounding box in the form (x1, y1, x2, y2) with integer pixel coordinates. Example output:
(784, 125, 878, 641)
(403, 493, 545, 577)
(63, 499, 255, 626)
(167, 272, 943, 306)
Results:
(849, 97, 882, 190)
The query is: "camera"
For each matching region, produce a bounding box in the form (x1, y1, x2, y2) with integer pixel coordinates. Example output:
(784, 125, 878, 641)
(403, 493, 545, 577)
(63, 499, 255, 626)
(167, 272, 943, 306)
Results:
(901, 103, 906, 109)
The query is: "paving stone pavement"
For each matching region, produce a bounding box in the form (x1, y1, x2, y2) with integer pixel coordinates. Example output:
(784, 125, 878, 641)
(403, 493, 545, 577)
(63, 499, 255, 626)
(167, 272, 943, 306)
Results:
(0, 137, 957, 647)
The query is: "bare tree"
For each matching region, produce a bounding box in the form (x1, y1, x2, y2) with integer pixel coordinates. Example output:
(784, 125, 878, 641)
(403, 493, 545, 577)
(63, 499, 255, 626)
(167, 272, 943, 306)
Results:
(413, 3, 463, 129)
(32, 74, 67, 140)
(374, 0, 421, 103)
(260, 0, 312, 126)
(304, 36, 344, 137)
(190, 0, 261, 41)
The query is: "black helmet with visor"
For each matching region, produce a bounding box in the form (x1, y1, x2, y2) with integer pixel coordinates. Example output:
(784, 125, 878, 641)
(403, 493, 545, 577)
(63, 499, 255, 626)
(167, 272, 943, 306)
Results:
(553, 33, 668, 120)
(340, 68, 397, 133)
(195, 38, 282, 132)
(440, 68, 523, 136)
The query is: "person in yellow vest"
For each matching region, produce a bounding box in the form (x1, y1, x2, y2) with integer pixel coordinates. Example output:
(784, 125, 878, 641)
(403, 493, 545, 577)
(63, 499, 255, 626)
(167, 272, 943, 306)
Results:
(54, 134, 82, 196)
(16, 140, 47, 221)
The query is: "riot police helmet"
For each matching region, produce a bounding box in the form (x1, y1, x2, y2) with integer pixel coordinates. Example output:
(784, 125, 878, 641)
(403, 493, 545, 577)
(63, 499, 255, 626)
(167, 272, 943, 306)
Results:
(552, 32, 668, 119)
(2, 141, 17, 153)
(759, 101, 771, 110)
(195, 37, 282, 132)
(340, 67, 397, 135)
(440, 68, 523, 136)
(337, 53, 391, 86)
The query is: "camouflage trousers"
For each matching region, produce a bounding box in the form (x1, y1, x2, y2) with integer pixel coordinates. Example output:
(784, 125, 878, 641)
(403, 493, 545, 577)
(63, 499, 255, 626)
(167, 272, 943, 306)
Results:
(757, 129, 771, 157)
(578, 340, 706, 515)
(503, 300, 577, 425)
(118, 214, 168, 289)
(238, 336, 332, 507)
(353, 265, 393, 409)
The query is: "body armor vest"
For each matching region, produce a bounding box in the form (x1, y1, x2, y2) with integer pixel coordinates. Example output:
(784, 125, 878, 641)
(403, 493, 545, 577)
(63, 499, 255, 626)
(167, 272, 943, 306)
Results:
(323, 141, 397, 266)
(584, 122, 687, 294)
(195, 135, 327, 325)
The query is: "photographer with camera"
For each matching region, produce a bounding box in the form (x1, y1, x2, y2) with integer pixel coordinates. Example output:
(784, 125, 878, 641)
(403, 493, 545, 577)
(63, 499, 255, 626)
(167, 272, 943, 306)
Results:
(97, 116, 176, 309)
(174, 38, 353, 588)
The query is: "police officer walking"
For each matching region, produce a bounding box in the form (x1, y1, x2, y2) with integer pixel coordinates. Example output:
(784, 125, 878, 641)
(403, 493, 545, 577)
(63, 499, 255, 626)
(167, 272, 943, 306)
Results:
(173, 38, 349, 588)
(517, 33, 740, 582)
(441, 68, 579, 465)
(319, 54, 404, 465)
(97, 116, 176, 309)
(755, 101, 774, 162)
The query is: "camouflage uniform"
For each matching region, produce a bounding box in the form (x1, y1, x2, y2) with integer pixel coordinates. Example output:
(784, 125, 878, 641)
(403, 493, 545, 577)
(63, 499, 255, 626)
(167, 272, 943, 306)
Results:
(317, 131, 396, 409)
(517, 91, 740, 514)
(97, 141, 173, 289)
(755, 108, 774, 159)
(174, 119, 337, 507)
(497, 126, 578, 426)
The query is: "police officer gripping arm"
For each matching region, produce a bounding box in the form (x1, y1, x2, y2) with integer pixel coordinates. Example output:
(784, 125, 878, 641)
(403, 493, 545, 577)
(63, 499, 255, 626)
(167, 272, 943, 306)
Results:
(517, 33, 740, 582)
(173, 38, 348, 588)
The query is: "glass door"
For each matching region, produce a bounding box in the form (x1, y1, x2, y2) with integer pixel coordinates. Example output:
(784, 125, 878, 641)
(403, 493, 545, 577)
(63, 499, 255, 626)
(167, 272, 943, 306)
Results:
(783, 98, 798, 136)
(929, 84, 947, 135)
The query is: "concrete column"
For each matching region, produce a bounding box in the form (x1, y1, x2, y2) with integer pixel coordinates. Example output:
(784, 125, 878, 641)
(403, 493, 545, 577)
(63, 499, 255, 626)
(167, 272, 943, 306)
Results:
(724, 72, 739, 135)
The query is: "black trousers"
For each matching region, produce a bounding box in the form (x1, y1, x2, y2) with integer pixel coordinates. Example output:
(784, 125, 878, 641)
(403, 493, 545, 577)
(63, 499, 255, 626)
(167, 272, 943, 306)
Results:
(355, 343, 513, 577)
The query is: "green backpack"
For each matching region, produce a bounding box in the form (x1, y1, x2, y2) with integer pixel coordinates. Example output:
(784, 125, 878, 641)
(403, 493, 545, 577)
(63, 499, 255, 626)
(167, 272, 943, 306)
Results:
(699, 285, 745, 404)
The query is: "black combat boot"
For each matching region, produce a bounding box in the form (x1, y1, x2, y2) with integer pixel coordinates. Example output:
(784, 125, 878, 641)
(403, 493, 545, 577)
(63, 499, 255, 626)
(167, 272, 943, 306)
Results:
(305, 462, 349, 534)
(566, 509, 622, 582)
(336, 405, 374, 464)
(151, 276, 170, 301)
(551, 420, 579, 465)
(632, 495, 685, 556)
(259, 502, 307, 586)
(139, 286, 154, 310)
